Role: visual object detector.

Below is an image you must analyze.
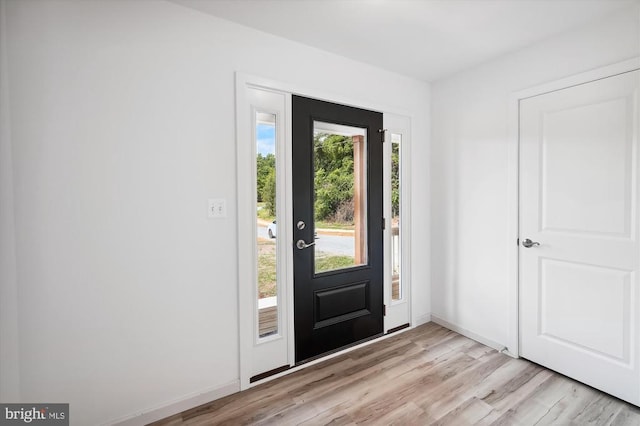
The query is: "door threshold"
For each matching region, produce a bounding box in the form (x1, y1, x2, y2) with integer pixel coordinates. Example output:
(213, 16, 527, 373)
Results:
(294, 333, 384, 367)
(386, 323, 410, 334)
(250, 364, 291, 383)
(249, 326, 412, 387)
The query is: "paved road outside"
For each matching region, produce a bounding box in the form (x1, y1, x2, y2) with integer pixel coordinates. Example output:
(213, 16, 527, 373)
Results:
(258, 225, 355, 257)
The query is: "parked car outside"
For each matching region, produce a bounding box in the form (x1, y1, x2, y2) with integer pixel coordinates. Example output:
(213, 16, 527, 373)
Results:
(267, 220, 276, 238)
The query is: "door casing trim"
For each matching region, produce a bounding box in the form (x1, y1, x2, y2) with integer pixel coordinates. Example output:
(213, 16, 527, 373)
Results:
(506, 57, 640, 359)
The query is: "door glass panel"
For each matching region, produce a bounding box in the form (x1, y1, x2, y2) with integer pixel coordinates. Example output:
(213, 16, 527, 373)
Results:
(391, 133, 402, 301)
(313, 121, 367, 274)
(256, 112, 278, 338)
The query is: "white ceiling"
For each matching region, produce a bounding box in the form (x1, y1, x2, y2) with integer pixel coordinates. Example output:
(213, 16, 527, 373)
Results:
(171, 0, 638, 82)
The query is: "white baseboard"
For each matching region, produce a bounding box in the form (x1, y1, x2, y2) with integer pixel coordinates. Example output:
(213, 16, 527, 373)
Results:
(107, 316, 434, 425)
(414, 313, 431, 327)
(105, 316, 512, 425)
(108, 380, 240, 426)
(431, 315, 517, 358)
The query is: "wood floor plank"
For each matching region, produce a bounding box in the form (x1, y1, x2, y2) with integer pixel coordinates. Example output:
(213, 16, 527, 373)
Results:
(490, 375, 576, 425)
(535, 385, 622, 425)
(482, 367, 555, 418)
(568, 394, 623, 425)
(373, 401, 426, 425)
(426, 357, 528, 420)
(430, 397, 495, 426)
(611, 404, 640, 426)
(152, 323, 640, 426)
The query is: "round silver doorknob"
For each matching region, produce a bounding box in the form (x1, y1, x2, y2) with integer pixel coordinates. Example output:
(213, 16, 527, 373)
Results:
(296, 239, 316, 250)
(522, 238, 540, 248)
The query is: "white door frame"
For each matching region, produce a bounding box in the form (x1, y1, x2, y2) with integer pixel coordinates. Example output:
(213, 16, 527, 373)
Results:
(236, 83, 292, 391)
(235, 72, 415, 389)
(506, 57, 640, 357)
(383, 114, 413, 332)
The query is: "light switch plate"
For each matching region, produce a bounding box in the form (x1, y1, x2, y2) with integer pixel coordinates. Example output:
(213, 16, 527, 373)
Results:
(208, 198, 227, 218)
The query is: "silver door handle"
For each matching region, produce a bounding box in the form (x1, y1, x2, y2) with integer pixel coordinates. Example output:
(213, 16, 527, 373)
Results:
(522, 238, 540, 248)
(296, 239, 315, 250)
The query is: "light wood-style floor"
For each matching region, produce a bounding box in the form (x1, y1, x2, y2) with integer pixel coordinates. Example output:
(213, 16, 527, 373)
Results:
(152, 322, 640, 425)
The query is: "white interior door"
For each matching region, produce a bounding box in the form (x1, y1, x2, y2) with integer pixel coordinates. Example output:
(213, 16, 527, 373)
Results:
(520, 70, 640, 405)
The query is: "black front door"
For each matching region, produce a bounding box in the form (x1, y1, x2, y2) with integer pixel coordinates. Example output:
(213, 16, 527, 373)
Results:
(292, 95, 384, 363)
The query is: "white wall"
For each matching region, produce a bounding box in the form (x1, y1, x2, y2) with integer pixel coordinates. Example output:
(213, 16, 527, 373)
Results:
(431, 6, 640, 351)
(0, 0, 21, 402)
(0, 0, 430, 424)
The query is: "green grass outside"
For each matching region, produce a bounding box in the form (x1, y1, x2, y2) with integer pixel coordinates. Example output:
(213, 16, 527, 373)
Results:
(314, 252, 355, 273)
(258, 240, 355, 297)
(315, 220, 354, 230)
(257, 240, 277, 298)
(257, 202, 274, 221)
